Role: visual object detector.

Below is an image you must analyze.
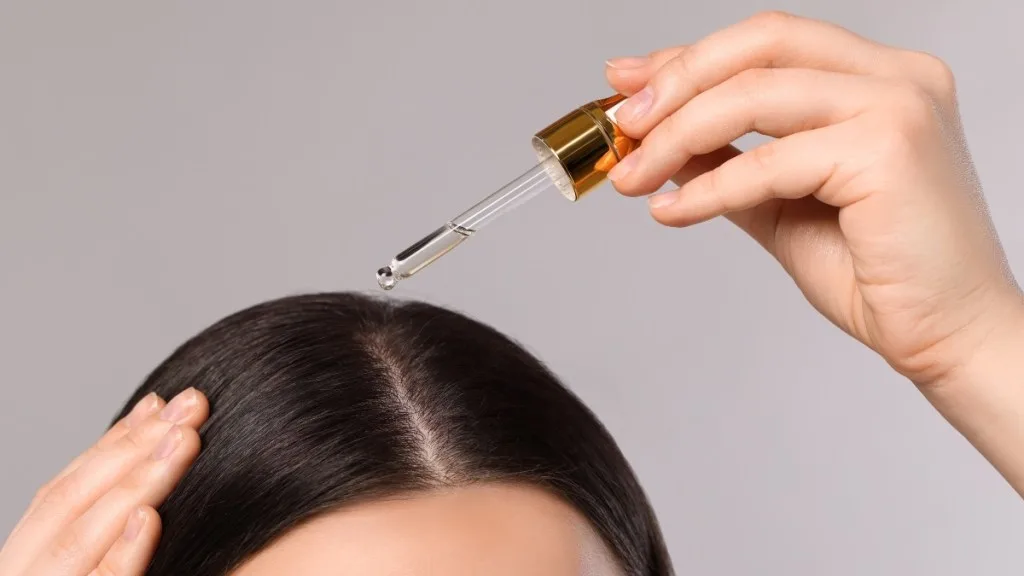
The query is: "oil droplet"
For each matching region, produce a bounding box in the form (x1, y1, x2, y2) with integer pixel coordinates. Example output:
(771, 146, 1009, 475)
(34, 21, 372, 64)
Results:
(376, 266, 397, 290)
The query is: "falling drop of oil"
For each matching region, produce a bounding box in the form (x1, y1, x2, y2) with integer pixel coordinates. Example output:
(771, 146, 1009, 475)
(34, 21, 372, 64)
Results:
(376, 266, 397, 290)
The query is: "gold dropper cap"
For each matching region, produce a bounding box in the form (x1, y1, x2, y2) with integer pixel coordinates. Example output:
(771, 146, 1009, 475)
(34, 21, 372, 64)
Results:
(530, 94, 639, 202)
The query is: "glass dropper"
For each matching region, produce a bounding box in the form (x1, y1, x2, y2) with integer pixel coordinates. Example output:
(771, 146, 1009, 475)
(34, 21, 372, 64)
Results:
(375, 149, 569, 290)
(376, 95, 633, 290)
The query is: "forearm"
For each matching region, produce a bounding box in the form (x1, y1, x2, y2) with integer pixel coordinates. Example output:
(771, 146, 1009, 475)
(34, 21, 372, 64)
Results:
(922, 307, 1024, 496)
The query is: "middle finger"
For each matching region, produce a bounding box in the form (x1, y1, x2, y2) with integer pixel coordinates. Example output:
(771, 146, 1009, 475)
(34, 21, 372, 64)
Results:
(609, 69, 890, 195)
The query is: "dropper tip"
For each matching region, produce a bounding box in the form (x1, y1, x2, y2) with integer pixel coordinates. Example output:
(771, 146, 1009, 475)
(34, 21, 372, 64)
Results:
(376, 266, 397, 291)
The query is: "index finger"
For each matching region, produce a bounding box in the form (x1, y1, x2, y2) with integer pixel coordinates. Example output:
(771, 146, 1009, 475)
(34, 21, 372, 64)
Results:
(611, 11, 900, 139)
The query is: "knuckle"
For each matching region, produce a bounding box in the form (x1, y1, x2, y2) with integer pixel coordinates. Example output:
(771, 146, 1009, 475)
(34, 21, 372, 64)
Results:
(733, 67, 774, 95)
(650, 110, 701, 160)
(706, 172, 741, 214)
(49, 525, 85, 565)
(32, 481, 55, 506)
(744, 12, 798, 67)
(701, 166, 722, 193)
(750, 9, 796, 28)
(121, 418, 169, 453)
(653, 109, 685, 145)
(94, 560, 120, 576)
(907, 50, 957, 97)
(109, 418, 132, 437)
(121, 427, 147, 452)
(657, 50, 698, 93)
(701, 168, 731, 208)
(39, 476, 78, 511)
(666, 48, 692, 76)
(119, 465, 151, 494)
(870, 115, 919, 164)
(750, 141, 778, 172)
(104, 419, 134, 442)
(883, 81, 939, 136)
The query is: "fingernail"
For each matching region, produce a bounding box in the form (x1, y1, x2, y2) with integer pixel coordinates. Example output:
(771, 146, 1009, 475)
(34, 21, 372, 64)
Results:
(122, 507, 148, 541)
(648, 189, 679, 209)
(126, 393, 161, 429)
(160, 388, 198, 423)
(616, 86, 654, 124)
(606, 56, 649, 70)
(608, 149, 641, 182)
(151, 426, 183, 460)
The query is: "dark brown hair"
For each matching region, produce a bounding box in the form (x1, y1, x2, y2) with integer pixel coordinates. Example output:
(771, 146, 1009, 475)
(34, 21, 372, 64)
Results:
(113, 292, 672, 575)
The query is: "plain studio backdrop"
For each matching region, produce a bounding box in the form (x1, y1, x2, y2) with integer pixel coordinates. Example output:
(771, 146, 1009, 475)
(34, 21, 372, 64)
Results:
(2, 0, 1022, 573)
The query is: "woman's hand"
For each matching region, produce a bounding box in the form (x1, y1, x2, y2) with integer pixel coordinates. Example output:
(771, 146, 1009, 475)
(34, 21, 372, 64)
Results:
(604, 11, 1023, 388)
(604, 11, 1024, 495)
(0, 389, 208, 575)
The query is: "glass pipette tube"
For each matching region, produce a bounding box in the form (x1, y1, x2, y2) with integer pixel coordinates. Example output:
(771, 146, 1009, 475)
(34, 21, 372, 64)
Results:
(375, 94, 632, 290)
(376, 149, 568, 290)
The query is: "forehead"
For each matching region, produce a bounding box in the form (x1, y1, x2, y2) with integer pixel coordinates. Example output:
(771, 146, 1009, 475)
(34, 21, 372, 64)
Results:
(232, 484, 622, 576)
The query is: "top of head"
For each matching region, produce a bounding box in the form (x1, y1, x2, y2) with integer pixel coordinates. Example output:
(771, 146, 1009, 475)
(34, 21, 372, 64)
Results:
(112, 292, 670, 576)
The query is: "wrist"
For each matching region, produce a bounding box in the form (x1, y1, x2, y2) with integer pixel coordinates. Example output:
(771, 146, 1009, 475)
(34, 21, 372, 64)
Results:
(926, 294, 1024, 400)
(920, 295, 1024, 495)
(960, 294, 1024, 382)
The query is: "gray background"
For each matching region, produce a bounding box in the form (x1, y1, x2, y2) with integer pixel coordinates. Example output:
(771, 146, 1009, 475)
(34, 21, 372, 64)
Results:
(1, 0, 1021, 573)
